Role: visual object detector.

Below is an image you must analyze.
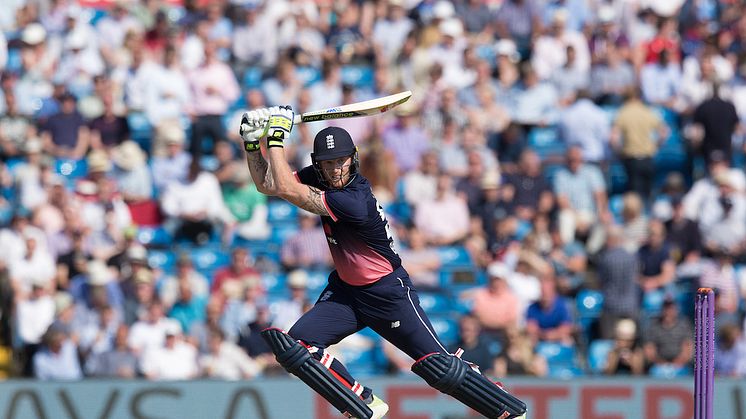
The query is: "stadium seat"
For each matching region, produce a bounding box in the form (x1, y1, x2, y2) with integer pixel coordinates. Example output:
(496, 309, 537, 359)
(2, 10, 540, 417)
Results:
(270, 224, 300, 244)
(429, 316, 459, 347)
(587, 339, 614, 374)
(268, 200, 298, 224)
(242, 67, 263, 88)
(148, 249, 176, 273)
(528, 127, 559, 147)
(136, 226, 172, 248)
(642, 288, 666, 317)
(127, 113, 153, 151)
(417, 292, 452, 315)
(535, 342, 576, 367)
(649, 363, 690, 378)
(340, 348, 380, 377)
(608, 162, 628, 194)
(5, 48, 21, 73)
(341, 65, 374, 88)
(608, 194, 624, 223)
(55, 158, 88, 179)
(305, 270, 329, 296)
(297, 66, 321, 86)
(436, 246, 472, 267)
(576, 289, 604, 320)
(547, 365, 585, 379)
(263, 272, 288, 296)
(190, 247, 230, 274)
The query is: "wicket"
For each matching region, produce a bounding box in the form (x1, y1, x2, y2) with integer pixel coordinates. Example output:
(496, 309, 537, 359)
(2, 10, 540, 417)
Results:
(695, 287, 715, 419)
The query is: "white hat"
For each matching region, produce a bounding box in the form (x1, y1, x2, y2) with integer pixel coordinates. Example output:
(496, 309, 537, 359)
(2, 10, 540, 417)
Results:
(86, 150, 112, 173)
(22, 23, 47, 45)
(112, 141, 146, 171)
(480, 171, 501, 189)
(164, 322, 181, 336)
(495, 39, 520, 63)
(75, 179, 98, 195)
(643, 0, 685, 17)
(65, 30, 88, 50)
(287, 270, 308, 289)
(127, 245, 148, 262)
(598, 5, 616, 23)
(438, 18, 463, 38)
(615, 319, 637, 340)
(24, 138, 42, 154)
(433, 0, 455, 19)
(158, 122, 186, 145)
(87, 260, 112, 286)
(54, 292, 74, 315)
(487, 263, 510, 279)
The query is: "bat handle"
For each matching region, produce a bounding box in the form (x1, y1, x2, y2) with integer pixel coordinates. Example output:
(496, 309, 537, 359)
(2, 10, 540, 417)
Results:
(293, 114, 302, 125)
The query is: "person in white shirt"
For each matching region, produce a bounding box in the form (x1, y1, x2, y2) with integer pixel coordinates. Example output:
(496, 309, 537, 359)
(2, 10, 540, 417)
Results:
(95, 2, 142, 66)
(531, 9, 590, 81)
(145, 45, 191, 126)
(9, 236, 55, 295)
(160, 160, 235, 245)
(16, 277, 56, 347)
(270, 270, 311, 332)
(127, 301, 182, 356)
(414, 174, 470, 246)
(140, 323, 198, 380)
(200, 329, 260, 380)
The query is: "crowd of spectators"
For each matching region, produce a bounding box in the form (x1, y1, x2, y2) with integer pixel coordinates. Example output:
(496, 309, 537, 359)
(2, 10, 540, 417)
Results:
(1, 0, 746, 382)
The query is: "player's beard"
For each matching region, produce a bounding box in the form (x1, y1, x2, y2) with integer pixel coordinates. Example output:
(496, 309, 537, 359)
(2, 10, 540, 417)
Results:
(324, 167, 350, 189)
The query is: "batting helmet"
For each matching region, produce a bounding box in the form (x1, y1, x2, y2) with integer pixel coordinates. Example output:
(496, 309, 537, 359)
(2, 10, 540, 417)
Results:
(311, 126, 359, 188)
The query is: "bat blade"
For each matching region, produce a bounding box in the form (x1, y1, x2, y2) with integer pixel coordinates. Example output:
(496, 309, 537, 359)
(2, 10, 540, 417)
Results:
(294, 90, 412, 124)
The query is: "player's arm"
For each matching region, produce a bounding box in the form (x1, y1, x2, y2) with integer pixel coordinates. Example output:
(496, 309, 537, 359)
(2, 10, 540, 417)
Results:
(239, 109, 277, 196)
(263, 106, 332, 217)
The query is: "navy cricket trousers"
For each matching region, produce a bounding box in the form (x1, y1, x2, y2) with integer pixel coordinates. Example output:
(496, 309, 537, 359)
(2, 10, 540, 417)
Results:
(287, 266, 449, 397)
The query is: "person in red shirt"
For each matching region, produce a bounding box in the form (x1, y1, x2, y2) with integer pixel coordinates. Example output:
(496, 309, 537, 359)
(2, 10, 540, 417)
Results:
(210, 247, 259, 297)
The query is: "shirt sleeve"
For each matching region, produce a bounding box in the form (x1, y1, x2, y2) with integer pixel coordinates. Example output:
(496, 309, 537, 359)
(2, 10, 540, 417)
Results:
(295, 166, 321, 188)
(323, 188, 368, 224)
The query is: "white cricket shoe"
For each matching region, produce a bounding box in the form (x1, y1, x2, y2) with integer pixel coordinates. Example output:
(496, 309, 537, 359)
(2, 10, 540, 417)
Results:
(367, 394, 389, 419)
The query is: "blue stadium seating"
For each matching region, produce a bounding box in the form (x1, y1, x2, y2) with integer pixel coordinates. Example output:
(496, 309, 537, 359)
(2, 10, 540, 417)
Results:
(548, 365, 585, 379)
(127, 113, 153, 152)
(436, 246, 472, 267)
(148, 249, 176, 273)
(305, 270, 329, 296)
(649, 363, 690, 378)
(417, 292, 452, 315)
(642, 288, 666, 317)
(587, 339, 614, 374)
(341, 65, 374, 88)
(6, 48, 22, 73)
(576, 289, 604, 320)
(429, 316, 459, 347)
(268, 200, 298, 224)
(341, 347, 380, 377)
(296, 66, 321, 86)
(136, 226, 172, 248)
(55, 158, 88, 179)
(263, 272, 288, 296)
(190, 247, 230, 275)
(535, 342, 576, 368)
(242, 67, 263, 89)
(608, 194, 624, 223)
(270, 224, 300, 244)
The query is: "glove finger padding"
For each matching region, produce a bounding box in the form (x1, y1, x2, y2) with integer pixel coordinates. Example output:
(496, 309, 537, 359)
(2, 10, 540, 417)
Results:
(266, 105, 294, 148)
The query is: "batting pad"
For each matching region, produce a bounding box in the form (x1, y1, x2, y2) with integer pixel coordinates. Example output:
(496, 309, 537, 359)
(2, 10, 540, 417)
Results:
(261, 328, 373, 419)
(412, 353, 527, 419)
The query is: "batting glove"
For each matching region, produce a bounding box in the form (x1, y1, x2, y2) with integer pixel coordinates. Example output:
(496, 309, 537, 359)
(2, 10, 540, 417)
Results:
(239, 108, 270, 152)
(266, 105, 294, 148)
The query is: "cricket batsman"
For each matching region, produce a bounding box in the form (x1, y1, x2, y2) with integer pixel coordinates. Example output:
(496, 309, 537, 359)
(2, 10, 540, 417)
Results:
(239, 106, 527, 419)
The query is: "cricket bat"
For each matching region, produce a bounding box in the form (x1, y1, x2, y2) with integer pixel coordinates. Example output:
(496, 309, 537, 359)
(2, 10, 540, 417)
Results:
(241, 90, 412, 131)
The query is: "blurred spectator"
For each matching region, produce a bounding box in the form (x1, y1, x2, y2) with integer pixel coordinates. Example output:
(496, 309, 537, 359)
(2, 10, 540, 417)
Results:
(222, 167, 270, 241)
(553, 146, 607, 245)
(0, 91, 36, 159)
(699, 251, 740, 319)
(402, 150, 439, 207)
(558, 89, 610, 164)
(146, 45, 191, 126)
(95, 1, 143, 66)
(642, 298, 693, 372)
(186, 41, 239, 158)
(512, 63, 559, 126)
(220, 275, 263, 343)
(382, 102, 430, 175)
(88, 81, 130, 150)
(190, 297, 226, 353)
(33, 328, 82, 380)
(200, 328, 260, 380)
(547, 221, 588, 296)
(116, 47, 158, 113)
(596, 226, 639, 340)
(399, 226, 441, 290)
(604, 318, 644, 375)
(525, 277, 574, 345)
(9, 235, 55, 296)
(494, 0, 541, 54)
(619, 192, 648, 253)
(68, 259, 124, 315)
(128, 300, 182, 356)
(503, 150, 553, 221)
(638, 220, 676, 292)
(211, 247, 259, 297)
(551, 46, 590, 106)
(664, 196, 702, 264)
(373, 0, 414, 64)
(589, 7, 630, 66)
(123, 268, 156, 326)
(414, 174, 470, 246)
(160, 160, 235, 245)
(169, 281, 208, 334)
(238, 305, 282, 374)
(494, 328, 547, 378)
(455, 151, 487, 214)
(16, 277, 55, 375)
(40, 92, 90, 159)
(233, 4, 275, 73)
(270, 270, 312, 331)
(281, 210, 333, 271)
(150, 122, 191, 189)
(714, 324, 746, 377)
(449, 314, 500, 375)
(140, 323, 198, 380)
(159, 253, 209, 310)
(461, 263, 519, 338)
(611, 88, 667, 201)
(589, 45, 635, 105)
(640, 49, 681, 108)
(56, 229, 93, 290)
(111, 141, 153, 204)
(691, 85, 740, 165)
(86, 324, 138, 378)
(532, 9, 590, 82)
(683, 153, 746, 223)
